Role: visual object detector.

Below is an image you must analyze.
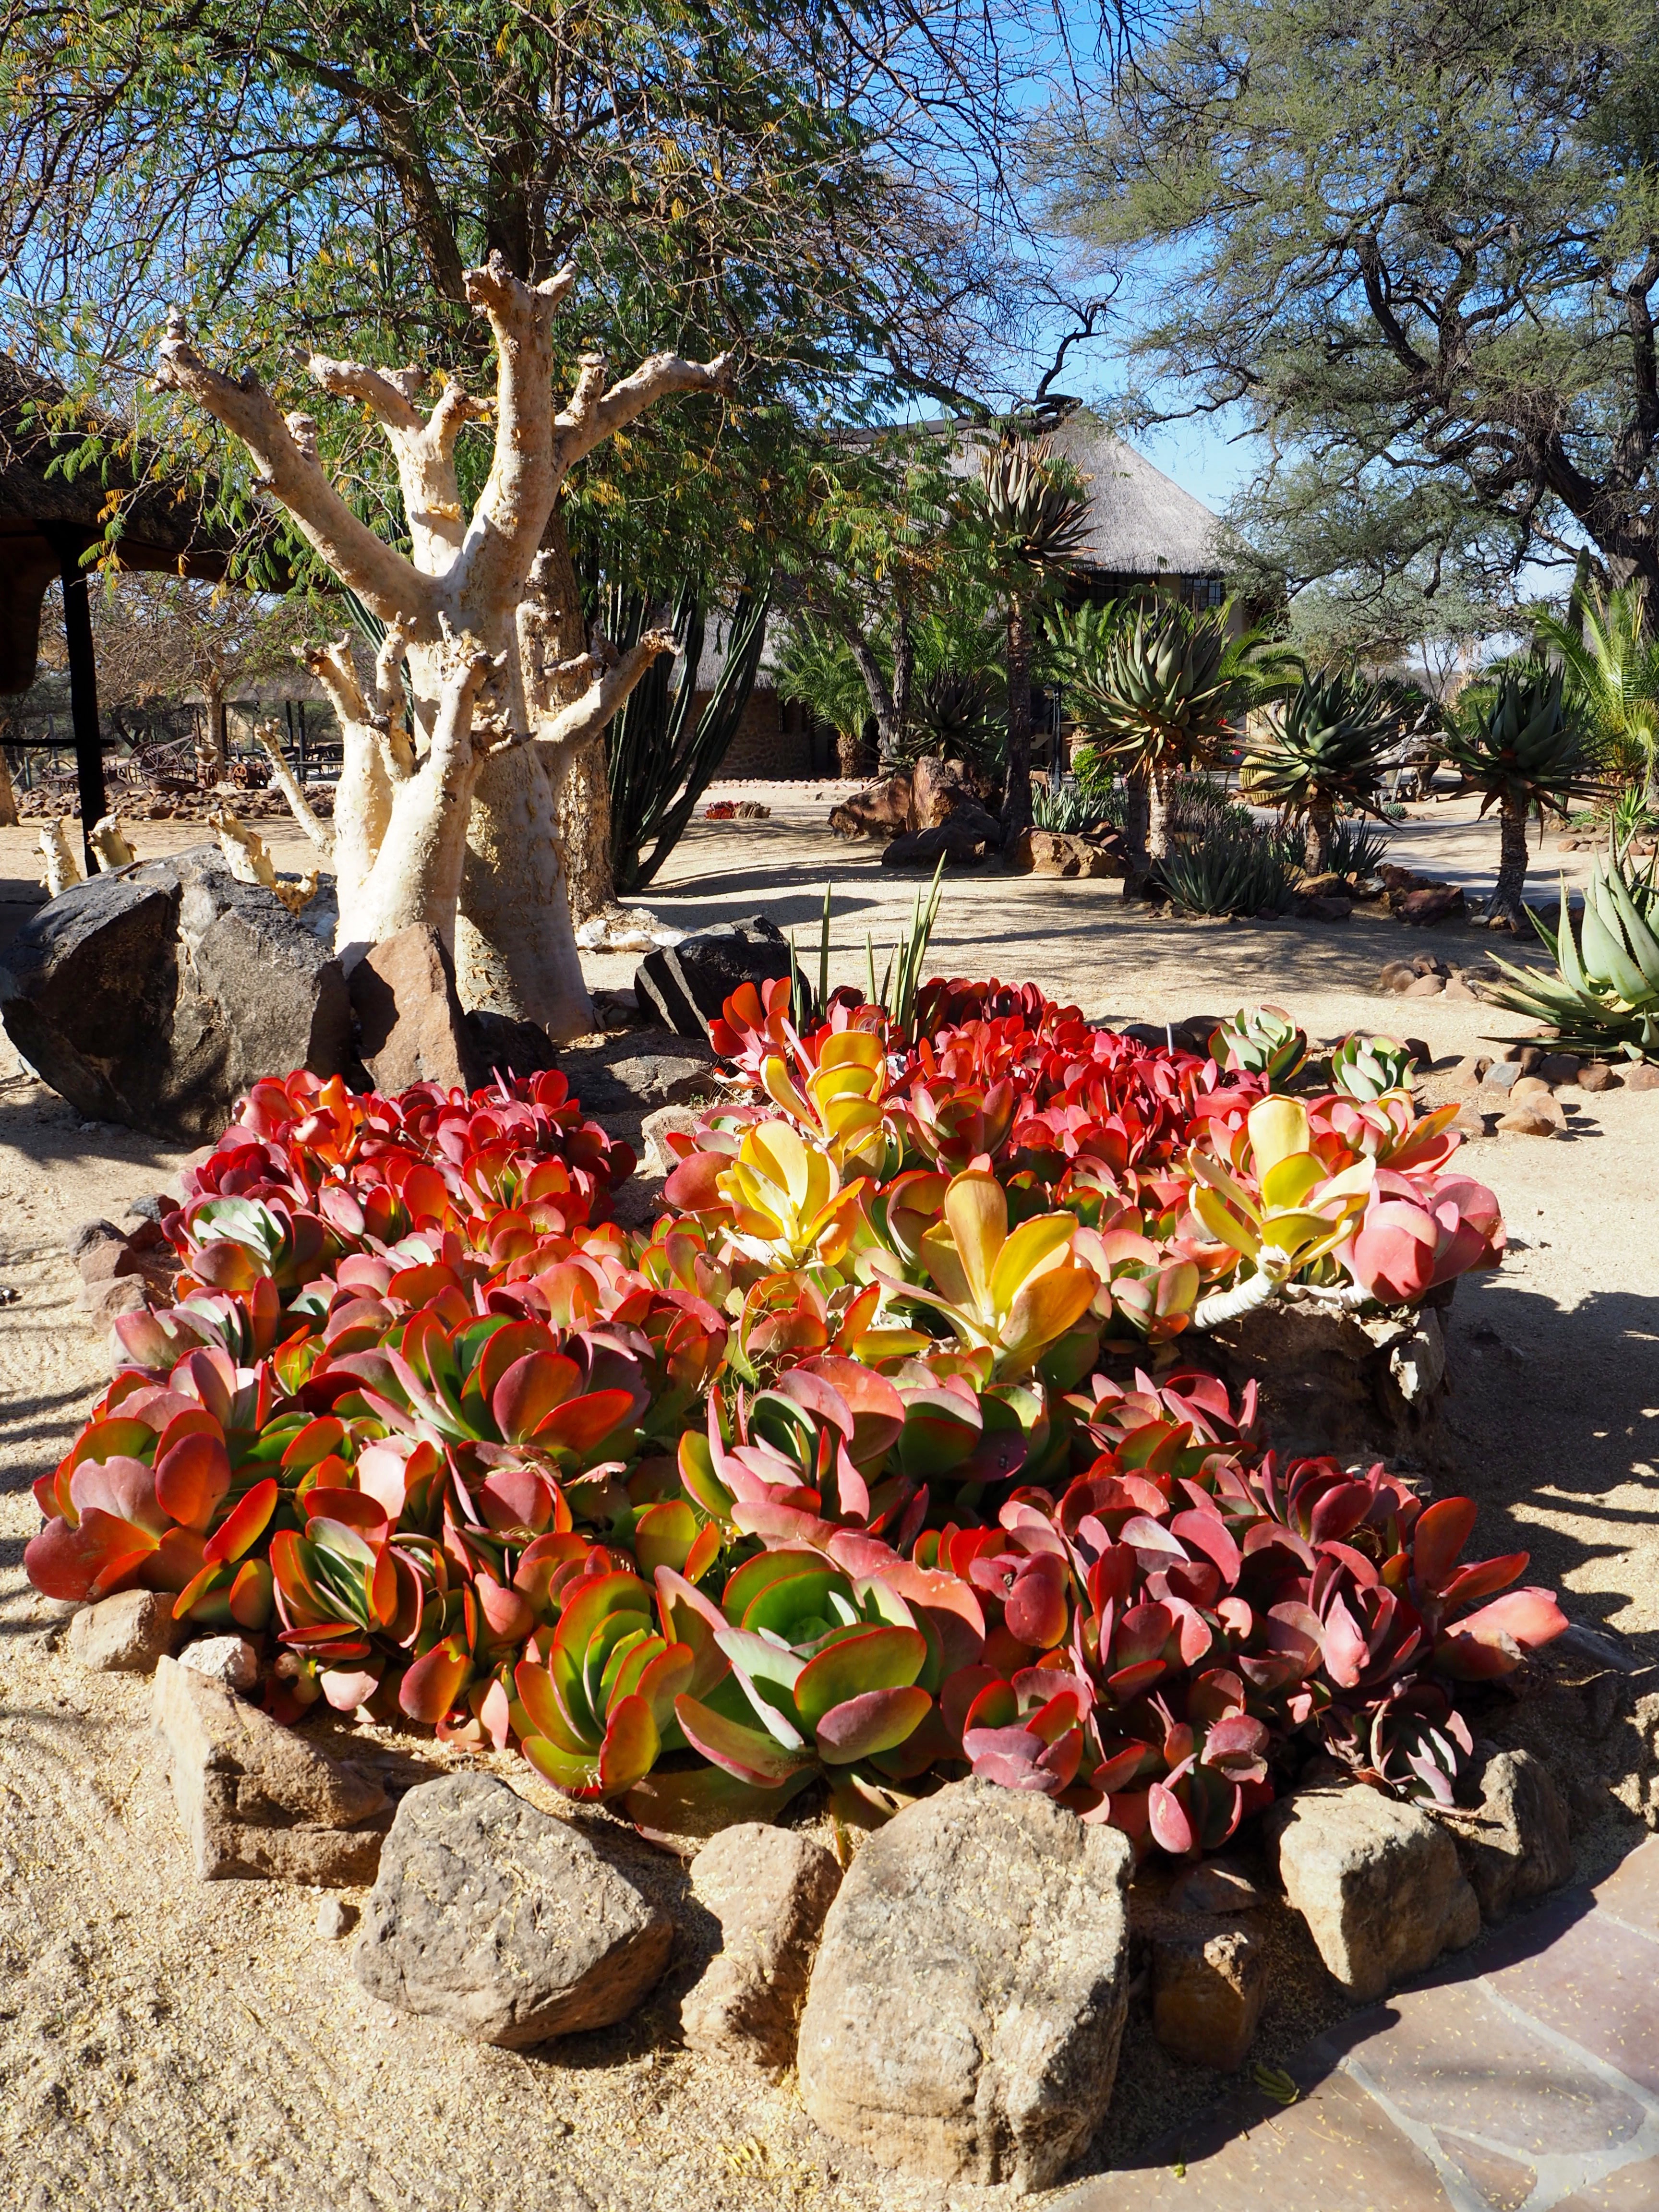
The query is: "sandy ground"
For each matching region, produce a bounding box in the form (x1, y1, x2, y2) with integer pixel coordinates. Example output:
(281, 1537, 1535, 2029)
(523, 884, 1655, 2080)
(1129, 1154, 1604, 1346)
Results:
(0, 788, 1655, 2211)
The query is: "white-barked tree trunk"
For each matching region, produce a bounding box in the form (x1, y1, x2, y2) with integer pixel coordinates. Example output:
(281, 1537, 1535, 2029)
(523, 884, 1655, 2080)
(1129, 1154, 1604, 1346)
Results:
(154, 255, 729, 1038)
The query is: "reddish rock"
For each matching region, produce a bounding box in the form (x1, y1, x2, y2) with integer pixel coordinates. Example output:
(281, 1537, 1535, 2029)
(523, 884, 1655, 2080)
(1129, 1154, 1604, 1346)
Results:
(1396, 885, 1466, 925)
(1628, 1062, 1659, 1091)
(1452, 1054, 1492, 1088)
(829, 772, 913, 841)
(349, 924, 479, 1094)
(1403, 973, 1445, 996)
(1498, 1106, 1560, 1137)
(1301, 894, 1353, 922)
(1578, 1061, 1622, 1093)
(1380, 863, 1435, 895)
(910, 756, 976, 829)
(1537, 1052, 1581, 1086)
(1442, 976, 1479, 1002)
(1012, 828, 1127, 878)
(1449, 1104, 1490, 1140)
(1152, 1918, 1269, 2071)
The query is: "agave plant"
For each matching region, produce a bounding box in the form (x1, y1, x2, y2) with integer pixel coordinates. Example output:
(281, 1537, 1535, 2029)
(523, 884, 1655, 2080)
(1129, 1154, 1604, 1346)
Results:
(1241, 673, 1395, 872)
(1051, 597, 1241, 871)
(1487, 846, 1659, 1059)
(1439, 667, 1603, 931)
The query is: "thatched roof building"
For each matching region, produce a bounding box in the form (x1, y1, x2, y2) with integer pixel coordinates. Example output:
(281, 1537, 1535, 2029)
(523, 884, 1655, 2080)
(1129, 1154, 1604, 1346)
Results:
(0, 354, 233, 694)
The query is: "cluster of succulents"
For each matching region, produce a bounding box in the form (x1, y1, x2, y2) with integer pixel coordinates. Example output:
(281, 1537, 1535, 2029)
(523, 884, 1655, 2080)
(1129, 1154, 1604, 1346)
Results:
(27, 982, 1558, 1852)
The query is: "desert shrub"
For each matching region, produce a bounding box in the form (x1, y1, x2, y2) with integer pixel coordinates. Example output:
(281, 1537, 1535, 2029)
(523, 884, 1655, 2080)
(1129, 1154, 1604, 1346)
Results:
(1031, 781, 1114, 834)
(28, 983, 1550, 1852)
(1159, 818, 1298, 916)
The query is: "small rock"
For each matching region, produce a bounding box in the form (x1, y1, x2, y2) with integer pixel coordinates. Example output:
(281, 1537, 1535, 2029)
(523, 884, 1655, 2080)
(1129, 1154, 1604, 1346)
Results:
(1480, 1061, 1524, 1093)
(1403, 1036, 1433, 1069)
(1152, 1917, 1268, 2072)
(1376, 962, 1414, 992)
(152, 1655, 390, 1883)
(603, 1051, 711, 1109)
(1266, 1782, 1479, 2000)
(881, 803, 1001, 870)
(1449, 1104, 1491, 1141)
(1509, 1074, 1553, 1102)
(1411, 954, 1448, 977)
(1577, 1062, 1621, 1093)
(797, 1778, 1131, 2190)
(1497, 1106, 1561, 1138)
(1386, 970, 1418, 994)
(1442, 976, 1479, 1002)
(1452, 1054, 1492, 1088)
(316, 1896, 355, 1941)
(1627, 1062, 1659, 1091)
(1170, 1861, 1262, 1914)
(1403, 972, 1445, 996)
(68, 1589, 183, 1673)
(639, 1103, 705, 1177)
(682, 1824, 843, 2068)
(1301, 894, 1353, 922)
(179, 1635, 261, 1692)
(354, 1773, 673, 2047)
(1536, 1052, 1580, 1087)
(70, 1218, 123, 1261)
(1441, 1747, 1573, 1920)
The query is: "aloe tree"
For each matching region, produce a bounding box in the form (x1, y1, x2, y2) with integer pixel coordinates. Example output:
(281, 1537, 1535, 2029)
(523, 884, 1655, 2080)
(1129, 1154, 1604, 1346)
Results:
(1533, 579, 1659, 808)
(1049, 595, 1240, 872)
(1439, 666, 1602, 930)
(967, 436, 1091, 840)
(1242, 671, 1395, 872)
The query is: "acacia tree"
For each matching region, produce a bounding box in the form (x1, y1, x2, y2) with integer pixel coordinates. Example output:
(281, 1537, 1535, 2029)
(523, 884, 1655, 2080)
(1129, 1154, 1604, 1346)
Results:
(156, 258, 729, 1033)
(1041, 0, 1659, 617)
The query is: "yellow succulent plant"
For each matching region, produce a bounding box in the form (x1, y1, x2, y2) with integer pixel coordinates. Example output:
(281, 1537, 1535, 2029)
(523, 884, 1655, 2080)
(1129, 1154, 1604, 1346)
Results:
(1188, 1095, 1374, 1294)
(869, 1167, 1099, 1378)
(717, 1119, 870, 1269)
(758, 1032, 900, 1178)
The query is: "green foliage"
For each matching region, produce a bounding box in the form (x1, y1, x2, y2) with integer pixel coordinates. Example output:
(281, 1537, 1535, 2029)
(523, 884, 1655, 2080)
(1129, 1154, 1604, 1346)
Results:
(1439, 667, 1602, 822)
(1159, 818, 1296, 917)
(1208, 1005, 1308, 1086)
(1242, 673, 1395, 826)
(1053, 598, 1240, 785)
(1322, 817, 1392, 883)
(1037, 0, 1659, 635)
(607, 586, 770, 895)
(1533, 580, 1659, 794)
(1330, 1034, 1417, 1101)
(1031, 781, 1113, 834)
(775, 622, 872, 745)
(1488, 849, 1659, 1060)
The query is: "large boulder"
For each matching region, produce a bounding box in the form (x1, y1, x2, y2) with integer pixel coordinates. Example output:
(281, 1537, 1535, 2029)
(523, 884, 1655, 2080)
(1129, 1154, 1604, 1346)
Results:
(152, 1654, 390, 1883)
(349, 922, 478, 1093)
(0, 845, 352, 1140)
(354, 1773, 673, 2047)
(909, 756, 978, 828)
(829, 771, 914, 841)
(634, 915, 795, 1039)
(1010, 827, 1129, 879)
(796, 1778, 1132, 2190)
(880, 800, 1002, 869)
(1266, 1781, 1479, 2000)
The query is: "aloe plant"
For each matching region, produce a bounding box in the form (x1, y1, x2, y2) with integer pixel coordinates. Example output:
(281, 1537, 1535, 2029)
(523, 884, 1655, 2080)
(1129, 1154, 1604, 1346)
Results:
(1242, 672, 1394, 872)
(1439, 666, 1603, 930)
(1488, 845, 1659, 1059)
(1052, 597, 1241, 870)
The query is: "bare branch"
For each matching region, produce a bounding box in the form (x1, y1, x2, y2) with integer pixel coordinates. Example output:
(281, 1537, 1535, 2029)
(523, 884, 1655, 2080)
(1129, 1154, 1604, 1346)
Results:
(556, 350, 733, 471)
(253, 718, 335, 862)
(154, 313, 438, 635)
(309, 357, 492, 573)
(539, 628, 676, 752)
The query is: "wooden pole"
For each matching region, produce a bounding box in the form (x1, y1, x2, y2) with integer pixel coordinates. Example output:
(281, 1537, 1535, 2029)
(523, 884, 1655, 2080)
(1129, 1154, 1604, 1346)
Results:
(48, 530, 105, 871)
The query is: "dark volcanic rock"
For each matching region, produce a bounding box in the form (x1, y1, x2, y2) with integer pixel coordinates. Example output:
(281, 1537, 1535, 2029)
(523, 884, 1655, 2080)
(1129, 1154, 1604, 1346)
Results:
(634, 915, 796, 1038)
(0, 845, 352, 1141)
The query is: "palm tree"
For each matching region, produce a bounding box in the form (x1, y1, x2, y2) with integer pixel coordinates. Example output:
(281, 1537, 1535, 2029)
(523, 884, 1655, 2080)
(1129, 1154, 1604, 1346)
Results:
(1533, 578, 1659, 808)
(1242, 671, 1395, 871)
(1439, 665, 1604, 930)
(1048, 595, 1240, 872)
(775, 620, 878, 778)
(968, 436, 1092, 840)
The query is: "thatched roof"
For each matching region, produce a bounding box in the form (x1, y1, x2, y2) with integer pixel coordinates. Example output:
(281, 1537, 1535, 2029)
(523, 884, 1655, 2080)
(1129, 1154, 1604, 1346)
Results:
(948, 408, 1223, 580)
(0, 354, 234, 693)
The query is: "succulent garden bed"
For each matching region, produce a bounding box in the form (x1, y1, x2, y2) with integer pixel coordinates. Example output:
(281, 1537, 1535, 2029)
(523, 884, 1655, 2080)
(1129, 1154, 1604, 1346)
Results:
(26, 970, 1585, 2187)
